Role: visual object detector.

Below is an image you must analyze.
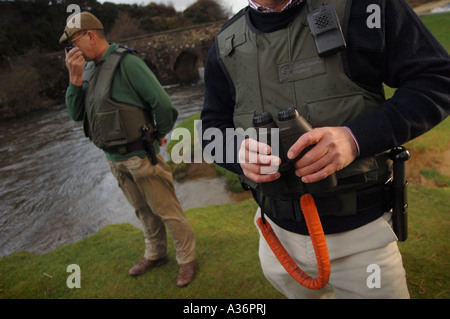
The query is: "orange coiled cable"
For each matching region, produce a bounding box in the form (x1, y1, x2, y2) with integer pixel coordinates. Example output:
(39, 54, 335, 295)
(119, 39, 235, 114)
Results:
(256, 193, 330, 290)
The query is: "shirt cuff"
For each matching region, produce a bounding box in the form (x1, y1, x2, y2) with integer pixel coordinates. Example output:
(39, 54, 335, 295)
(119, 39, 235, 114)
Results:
(344, 126, 360, 157)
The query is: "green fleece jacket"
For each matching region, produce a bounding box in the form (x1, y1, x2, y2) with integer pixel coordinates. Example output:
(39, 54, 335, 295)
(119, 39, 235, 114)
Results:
(65, 43, 178, 161)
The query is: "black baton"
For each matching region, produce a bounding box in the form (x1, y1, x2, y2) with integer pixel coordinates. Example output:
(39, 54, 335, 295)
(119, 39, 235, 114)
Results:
(389, 146, 410, 242)
(142, 125, 158, 166)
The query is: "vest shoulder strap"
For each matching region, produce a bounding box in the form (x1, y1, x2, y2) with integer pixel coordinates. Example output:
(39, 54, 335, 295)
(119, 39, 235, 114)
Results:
(217, 0, 353, 52)
(82, 62, 96, 92)
(82, 46, 137, 91)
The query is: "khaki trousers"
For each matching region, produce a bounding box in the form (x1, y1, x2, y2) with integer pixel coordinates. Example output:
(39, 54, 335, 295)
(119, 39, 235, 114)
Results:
(108, 154, 196, 264)
(255, 209, 410, 299)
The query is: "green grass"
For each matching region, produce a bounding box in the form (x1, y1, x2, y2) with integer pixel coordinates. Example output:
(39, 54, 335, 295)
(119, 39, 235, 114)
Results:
(384, 12, 450, 153)
(420, 12, 450, 51)
(166, 112, 200, 181)
(214, 164, 246, 193)
(405, 118, 450, 152)
(420, 167, 450, 187)
(167, 112, 201, 157)
(0, 184, 448, 299)
(399, 185, 449, 299)
(0, 199, 284, 299)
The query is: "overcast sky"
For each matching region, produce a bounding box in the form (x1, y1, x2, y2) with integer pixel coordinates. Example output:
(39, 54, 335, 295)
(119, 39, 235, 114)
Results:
(99, 0, 249, 14)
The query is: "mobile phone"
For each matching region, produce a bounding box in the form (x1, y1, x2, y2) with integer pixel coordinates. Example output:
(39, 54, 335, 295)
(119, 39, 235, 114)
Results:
(65, 45, 74, 53)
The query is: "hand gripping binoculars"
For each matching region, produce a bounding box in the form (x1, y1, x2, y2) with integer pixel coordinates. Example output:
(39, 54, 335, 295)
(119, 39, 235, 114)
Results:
(253, 107, 337, 195)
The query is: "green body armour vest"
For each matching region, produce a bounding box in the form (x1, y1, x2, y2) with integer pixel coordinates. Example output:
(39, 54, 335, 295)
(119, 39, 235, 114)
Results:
(217, 0, 391, 196)
(82, 47, 151, 150)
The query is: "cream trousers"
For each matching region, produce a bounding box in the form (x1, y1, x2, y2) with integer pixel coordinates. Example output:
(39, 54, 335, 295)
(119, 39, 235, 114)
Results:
(108, 154, 196, 264)
(255, 209, 410, 299)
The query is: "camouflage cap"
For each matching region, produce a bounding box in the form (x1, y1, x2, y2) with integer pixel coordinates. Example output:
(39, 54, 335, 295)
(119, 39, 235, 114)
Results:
(59, 11, 103, 44)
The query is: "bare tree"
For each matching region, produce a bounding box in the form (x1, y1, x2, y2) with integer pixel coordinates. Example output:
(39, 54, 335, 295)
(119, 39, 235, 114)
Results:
(107, 11, 146, 41)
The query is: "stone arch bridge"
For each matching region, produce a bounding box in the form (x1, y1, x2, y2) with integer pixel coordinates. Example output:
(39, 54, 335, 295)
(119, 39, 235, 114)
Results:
(114, 20, 224, 85)
(49, 20, 224, 86)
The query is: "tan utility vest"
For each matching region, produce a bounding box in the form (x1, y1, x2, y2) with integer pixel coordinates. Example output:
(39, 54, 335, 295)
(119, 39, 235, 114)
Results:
(217, 0, 390, 195)
(82, 47, 150, 150)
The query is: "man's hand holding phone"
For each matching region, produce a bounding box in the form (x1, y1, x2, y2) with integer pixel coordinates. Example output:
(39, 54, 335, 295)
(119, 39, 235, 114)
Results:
(65, 46, 85, 86)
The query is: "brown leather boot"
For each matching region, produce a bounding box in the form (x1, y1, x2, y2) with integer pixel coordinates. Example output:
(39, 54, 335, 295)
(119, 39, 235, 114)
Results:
(128, 257, 168, 276)
(176, 260, 197, 287)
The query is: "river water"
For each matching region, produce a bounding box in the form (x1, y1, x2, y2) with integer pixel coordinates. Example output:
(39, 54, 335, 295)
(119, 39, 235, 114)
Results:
(0, 84, 237, 258)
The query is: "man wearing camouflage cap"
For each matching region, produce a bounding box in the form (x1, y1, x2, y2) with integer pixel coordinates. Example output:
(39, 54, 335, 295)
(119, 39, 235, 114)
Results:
(61, 11, 197, 287)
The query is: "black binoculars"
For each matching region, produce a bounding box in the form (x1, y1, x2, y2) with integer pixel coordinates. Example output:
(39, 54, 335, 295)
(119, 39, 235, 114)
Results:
(253, 107, 337, 195)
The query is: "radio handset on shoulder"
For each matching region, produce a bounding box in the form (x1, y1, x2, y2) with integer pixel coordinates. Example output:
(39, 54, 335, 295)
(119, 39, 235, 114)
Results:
(306, 0, 346, 57)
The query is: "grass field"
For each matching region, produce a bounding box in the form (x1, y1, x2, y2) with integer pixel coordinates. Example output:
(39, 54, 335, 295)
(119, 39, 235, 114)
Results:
(0, 182, 448, 299)
(0, 12, 448, 300)
(0, 199, 282, 299)
(420, 11, 450, 50)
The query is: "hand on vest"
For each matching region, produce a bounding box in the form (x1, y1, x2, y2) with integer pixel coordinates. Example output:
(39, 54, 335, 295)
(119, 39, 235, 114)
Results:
(65, 47, 85, 86)
(239, 138, 281, 183)
(287, 127, 358, 184)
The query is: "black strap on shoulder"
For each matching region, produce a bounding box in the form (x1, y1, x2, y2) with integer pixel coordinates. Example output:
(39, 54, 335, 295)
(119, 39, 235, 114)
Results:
(341, 0, 353, 40)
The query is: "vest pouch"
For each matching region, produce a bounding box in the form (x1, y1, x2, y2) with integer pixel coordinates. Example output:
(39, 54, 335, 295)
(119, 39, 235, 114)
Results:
(335, 156, 379, 188)
(222, 34, 247, 57)
(306, 93, 370, 127)
(95, 109, 127, 148)
(111, 99, 149, 144)
(92, 98, 149, 149)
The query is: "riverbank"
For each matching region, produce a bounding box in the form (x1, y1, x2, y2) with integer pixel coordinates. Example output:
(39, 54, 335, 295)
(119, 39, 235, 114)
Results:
(0, 182, 448, 299)
(1, 111, 448, 299)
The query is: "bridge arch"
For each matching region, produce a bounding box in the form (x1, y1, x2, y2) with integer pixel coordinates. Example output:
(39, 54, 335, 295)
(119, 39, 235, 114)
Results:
(173, 50, 202, 83)
(49, 20, 225, 86)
